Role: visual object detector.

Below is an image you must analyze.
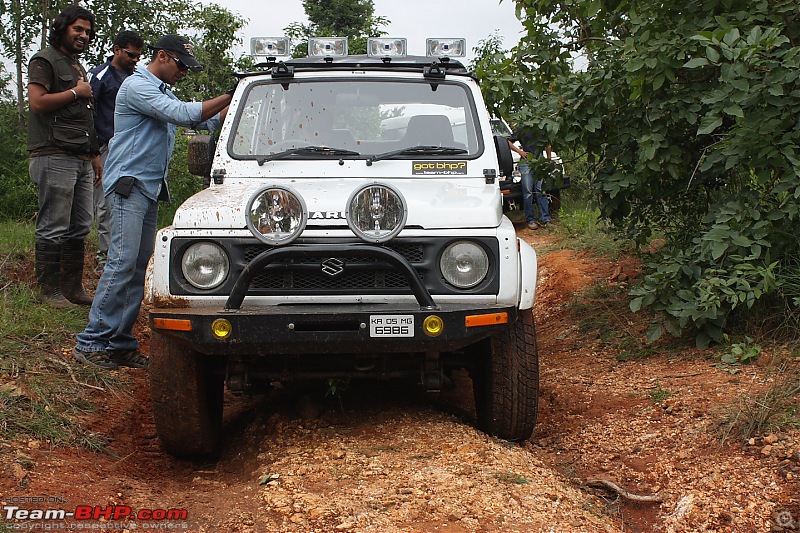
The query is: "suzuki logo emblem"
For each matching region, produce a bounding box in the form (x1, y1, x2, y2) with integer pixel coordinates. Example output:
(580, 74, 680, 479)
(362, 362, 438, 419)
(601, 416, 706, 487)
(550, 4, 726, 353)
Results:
(321, 257, 345, 277)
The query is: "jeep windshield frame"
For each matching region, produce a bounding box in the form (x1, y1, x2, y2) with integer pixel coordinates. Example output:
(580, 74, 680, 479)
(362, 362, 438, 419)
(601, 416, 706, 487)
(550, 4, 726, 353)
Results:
(227, 76, 485, 163)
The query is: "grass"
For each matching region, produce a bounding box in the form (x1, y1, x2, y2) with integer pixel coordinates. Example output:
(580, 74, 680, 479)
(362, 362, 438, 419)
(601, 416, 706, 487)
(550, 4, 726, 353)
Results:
(646, 381, 673, 403)
(0, 221, 123, 453)
(0, 221, 35, 253)
(551, 194, 630, 258)
(509, 190, 631, 258)
(717, 359, 800, 443)
(493, 470, 530, 484)
(566, 280, 660, 361)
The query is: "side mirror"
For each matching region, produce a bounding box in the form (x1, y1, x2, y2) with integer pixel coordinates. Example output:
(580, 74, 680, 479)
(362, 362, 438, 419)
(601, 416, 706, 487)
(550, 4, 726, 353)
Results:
(187, 134, 215, 181)
(494, 135, 514, 178)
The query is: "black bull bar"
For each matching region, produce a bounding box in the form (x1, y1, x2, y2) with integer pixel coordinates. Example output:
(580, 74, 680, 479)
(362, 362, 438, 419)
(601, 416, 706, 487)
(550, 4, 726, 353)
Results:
(225, 244, 440, 310)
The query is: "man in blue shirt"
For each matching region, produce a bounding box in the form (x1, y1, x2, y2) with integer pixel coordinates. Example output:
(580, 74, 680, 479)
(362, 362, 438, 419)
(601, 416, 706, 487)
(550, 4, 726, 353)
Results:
(73, 34, 232, 369)
(87, 30, 144, 272)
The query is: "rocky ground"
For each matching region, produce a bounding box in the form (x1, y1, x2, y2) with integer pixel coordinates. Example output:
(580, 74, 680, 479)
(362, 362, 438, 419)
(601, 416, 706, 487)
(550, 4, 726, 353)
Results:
(1, 226, 798, 532)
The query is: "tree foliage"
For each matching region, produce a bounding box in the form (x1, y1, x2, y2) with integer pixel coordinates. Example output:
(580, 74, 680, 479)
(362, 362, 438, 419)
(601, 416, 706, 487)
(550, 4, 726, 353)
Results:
(284, 0, 388, 56)
(474, 0, 800, 345)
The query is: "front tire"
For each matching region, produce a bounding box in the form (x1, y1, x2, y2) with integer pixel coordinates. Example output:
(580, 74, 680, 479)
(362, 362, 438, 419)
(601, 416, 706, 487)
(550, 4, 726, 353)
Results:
(149, 332, 225, 457)
(472, 309, 539, 441)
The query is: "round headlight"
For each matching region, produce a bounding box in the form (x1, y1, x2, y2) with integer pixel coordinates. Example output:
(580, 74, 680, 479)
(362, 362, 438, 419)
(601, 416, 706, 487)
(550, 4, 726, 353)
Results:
(181, 242, 229, 290)
(246, 186, 307, 245)
(346, 183, 407, 243)
(440, 241, 489, 288)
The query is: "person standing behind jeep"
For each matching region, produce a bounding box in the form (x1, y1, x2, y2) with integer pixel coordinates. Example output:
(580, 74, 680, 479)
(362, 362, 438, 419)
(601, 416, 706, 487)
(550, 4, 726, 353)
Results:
(73, 35, 232, 370)
(509, 127, 552, 230)
(27, 5, 101, 308)
(87, 30, 144, 273)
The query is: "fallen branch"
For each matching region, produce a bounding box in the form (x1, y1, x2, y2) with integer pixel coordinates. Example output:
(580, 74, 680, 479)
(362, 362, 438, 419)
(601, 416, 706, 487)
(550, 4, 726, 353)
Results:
(585, 478, 663, 502)
(45, 357, 106, 392)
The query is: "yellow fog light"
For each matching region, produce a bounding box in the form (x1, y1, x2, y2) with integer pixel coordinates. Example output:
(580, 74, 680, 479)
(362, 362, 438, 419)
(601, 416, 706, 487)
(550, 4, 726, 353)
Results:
(423, 315, 444, 337)
(211, 318, 233, 339)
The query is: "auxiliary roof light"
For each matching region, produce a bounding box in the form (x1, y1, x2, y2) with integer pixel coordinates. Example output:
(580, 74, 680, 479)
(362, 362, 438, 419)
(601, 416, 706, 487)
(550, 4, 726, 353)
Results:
(426, 38, 466, 58)
(250, 37, 291, 59)
(367, 37, 408, 58)
(308, 37, 348, 58)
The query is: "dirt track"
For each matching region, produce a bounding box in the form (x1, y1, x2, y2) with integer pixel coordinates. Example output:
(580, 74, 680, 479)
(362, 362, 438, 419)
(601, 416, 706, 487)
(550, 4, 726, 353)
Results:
(1, 227, 798, 532)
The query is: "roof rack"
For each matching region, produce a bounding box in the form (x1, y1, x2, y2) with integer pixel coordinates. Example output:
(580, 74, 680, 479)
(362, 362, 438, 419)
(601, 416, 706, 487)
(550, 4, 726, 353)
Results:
(240, 55, 472, 81)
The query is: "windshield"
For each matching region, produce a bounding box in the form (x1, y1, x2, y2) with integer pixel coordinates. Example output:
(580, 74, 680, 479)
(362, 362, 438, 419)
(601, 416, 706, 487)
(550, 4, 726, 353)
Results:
(229, 78, 482, 160)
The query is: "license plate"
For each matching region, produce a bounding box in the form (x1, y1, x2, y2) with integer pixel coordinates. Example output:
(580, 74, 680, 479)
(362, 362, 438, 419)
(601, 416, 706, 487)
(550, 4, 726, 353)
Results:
(369, 315, 414, 337)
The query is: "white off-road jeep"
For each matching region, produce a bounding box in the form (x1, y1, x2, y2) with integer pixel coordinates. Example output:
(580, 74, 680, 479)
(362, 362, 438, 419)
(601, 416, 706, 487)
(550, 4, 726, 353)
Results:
(147, 38, 539, 457)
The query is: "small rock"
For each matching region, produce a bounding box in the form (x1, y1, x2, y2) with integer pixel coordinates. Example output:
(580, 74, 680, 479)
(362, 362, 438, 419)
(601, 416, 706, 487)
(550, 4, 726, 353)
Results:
(764, 434, 779, 445)
(761, 445, 773, 456)
(12, 463, 27, 481)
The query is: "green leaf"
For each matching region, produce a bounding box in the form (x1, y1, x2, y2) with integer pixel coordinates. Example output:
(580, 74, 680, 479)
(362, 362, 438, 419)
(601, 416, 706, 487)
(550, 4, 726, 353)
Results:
(711, 241, 728, 259)
(731, 235, 751, 247)
(722, 104, 744, 118)
(696, 332, 712, 349)
(683, 58, 710, 68)
(646, 323, 664, 343)
(697, 115, 723, 135)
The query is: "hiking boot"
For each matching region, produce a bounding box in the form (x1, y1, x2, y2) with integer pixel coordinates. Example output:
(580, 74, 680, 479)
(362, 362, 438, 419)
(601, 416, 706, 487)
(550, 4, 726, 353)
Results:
(35, 241, 76, 308)
(532, 221, 548, 230)
(72, 347, 119, 370)
(60, 239, 94, 306)
(526, 221, 538, 230)
(109, 349, 149, 369)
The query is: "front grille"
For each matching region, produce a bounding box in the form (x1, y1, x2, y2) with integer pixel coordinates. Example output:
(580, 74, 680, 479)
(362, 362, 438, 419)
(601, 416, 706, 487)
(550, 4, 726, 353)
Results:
(253, 269, 410, 290)
(245, 243, 422, 292)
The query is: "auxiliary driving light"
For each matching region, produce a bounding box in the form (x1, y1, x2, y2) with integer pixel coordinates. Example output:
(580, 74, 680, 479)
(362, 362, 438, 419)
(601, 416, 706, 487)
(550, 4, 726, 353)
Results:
(211, 318, 232, 340)
(367, 38, 407, 58)
(251, 37, 291, 58)
(426, 38, 466, 58)
(308, 37, 348, 57)
(423, 315, 444, 337)
(246, 186, 307, 246)
(346, 182, 407, 243)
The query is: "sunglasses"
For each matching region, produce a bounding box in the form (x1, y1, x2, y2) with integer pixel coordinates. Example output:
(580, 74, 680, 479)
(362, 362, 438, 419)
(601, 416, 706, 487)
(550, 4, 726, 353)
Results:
(165, 51, 189, 71)
(121, 48, 141, 60)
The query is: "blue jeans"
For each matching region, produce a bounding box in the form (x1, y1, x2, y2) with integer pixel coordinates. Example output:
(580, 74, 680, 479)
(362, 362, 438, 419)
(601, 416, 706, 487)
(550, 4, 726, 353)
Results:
(29, 154, 94, 244)
(76, 183, 158, 353)
(519, 162, 550, 225)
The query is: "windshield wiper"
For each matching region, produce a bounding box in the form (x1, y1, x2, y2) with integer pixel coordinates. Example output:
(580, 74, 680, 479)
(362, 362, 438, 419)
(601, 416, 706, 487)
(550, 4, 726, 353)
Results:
(366, 145, 468, 165)
(257, 146, 361, 165)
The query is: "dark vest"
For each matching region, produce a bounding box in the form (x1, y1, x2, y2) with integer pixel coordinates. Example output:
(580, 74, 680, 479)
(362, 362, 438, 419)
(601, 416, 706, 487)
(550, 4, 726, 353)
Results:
(27, 47, 98, 156)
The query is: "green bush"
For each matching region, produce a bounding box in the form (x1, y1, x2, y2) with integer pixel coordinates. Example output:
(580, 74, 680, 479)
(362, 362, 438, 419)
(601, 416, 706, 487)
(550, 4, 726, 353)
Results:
(0, 102, 36, 221)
